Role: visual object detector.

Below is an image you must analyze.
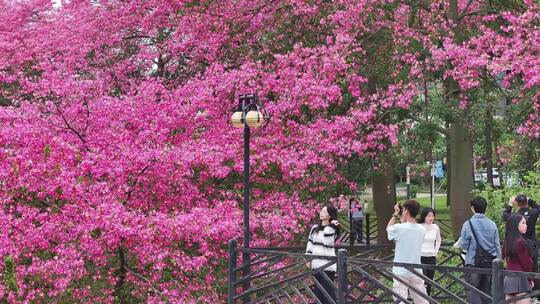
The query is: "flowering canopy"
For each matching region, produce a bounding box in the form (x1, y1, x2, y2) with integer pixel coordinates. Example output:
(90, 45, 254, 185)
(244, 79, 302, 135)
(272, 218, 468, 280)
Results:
(0, 0, 539, 302)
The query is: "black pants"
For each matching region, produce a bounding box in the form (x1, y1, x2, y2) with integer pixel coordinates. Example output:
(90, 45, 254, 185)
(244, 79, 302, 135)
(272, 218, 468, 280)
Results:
(464, 265, 492, 304)
(421, 256, 436, 295)
(313, 271, 336, 304)
(351, 219, 363, 243)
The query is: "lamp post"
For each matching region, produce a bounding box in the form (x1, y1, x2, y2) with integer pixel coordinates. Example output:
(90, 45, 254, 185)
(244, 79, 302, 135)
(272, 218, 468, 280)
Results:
(406, 165, 411, 200)
(431, 163, 435, 210)
(427, 161, 435, 210)
(230, 94, 269, 303)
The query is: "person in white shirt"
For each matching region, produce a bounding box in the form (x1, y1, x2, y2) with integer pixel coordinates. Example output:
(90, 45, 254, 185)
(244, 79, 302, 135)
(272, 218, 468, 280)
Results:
(418, 207, 441, 295)
(387, 200, 429, 304)
(305, 204, 340, 304)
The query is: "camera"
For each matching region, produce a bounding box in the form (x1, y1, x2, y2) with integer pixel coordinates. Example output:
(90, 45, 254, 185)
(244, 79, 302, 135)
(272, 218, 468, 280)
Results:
(398, 204, 403, 215)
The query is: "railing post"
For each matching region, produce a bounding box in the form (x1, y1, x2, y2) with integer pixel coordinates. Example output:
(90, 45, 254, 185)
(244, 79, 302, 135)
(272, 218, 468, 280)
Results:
(491, 258, 504, 304)
(337, 249, 348, 304)
(228, 239, 237, 304)
(365, 213, 370, 245)
(349, 200, 354, 246)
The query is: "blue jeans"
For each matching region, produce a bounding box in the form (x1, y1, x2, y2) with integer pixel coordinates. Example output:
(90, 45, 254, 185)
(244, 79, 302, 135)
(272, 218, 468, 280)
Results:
(465, 265, 491, 304)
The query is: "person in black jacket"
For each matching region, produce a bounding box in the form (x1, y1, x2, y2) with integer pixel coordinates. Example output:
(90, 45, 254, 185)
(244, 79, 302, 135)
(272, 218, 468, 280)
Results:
(503, 194, 540, 290)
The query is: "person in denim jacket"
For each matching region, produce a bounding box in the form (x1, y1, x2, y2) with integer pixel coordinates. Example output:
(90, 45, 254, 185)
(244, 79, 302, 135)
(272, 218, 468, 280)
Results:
(460, 196, 502, 304)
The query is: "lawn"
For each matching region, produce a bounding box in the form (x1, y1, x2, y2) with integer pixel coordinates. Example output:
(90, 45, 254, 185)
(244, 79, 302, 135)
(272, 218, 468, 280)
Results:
(415, 195, 450, 219)
(360, 194, 450, 219)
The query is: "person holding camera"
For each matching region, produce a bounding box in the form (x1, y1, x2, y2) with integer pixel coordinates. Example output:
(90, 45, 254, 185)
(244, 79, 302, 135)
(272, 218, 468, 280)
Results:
(387, 200, 428, 303)
(460, 196, 501, 304)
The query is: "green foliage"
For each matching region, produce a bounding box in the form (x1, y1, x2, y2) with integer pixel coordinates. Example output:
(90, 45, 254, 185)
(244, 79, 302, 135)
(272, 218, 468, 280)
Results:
(0, 81, 23, 107)
(4, 256, 18, 293)
(339, 154, 371, 188)
(484, 160, 540, 238)
(409, 184, 419, 198)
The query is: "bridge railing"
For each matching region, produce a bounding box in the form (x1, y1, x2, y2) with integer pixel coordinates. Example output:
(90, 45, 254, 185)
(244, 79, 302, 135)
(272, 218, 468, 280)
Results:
(338, 214, 454, 246)
(227, 241, 540, 304)
(228, 240, 343, 304)
(499, 268, 540, 303)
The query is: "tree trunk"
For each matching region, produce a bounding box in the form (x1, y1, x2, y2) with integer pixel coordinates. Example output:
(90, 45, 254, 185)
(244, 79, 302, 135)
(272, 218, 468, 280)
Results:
(446, 0, 475, 239)
(448, 121, 474, 239)
(372, 156, 396, 245)
(115, 246, 127, 304)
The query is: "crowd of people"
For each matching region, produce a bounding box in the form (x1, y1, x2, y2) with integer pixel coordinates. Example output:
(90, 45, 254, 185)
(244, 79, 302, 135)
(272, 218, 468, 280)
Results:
(304, 194, 539, 304)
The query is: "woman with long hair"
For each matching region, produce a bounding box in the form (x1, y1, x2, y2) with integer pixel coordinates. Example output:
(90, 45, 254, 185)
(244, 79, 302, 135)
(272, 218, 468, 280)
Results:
(418, 207, 441, 295)
(305, 204, 340, 304)
(504, 213, 534, 303)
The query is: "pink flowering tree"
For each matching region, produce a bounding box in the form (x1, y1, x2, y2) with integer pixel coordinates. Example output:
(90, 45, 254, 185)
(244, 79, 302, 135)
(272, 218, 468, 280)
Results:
(1, 0, 539, 301)
(0, 0, 415, 302)
(368, 0, 540, 236)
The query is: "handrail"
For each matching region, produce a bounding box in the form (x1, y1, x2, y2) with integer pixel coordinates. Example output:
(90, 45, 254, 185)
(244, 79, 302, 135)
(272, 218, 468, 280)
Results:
(228, 239, 540, 304)
(228, 241, 504, 303)
(347, 257, 491, 274)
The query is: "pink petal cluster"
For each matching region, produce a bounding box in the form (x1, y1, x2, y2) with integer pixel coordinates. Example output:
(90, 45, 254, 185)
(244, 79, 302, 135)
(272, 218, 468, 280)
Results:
(1, 0, 539, 302)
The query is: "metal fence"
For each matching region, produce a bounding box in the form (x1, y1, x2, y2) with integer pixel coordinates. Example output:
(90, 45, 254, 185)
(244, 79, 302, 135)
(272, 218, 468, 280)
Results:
(337, 214, 454, 246)
(228, 241, 540, 304)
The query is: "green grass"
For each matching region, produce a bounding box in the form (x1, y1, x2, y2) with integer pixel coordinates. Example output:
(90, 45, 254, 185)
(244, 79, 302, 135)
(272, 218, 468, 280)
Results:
(415, 196, 450, 219)
(360, 195, 450, 219)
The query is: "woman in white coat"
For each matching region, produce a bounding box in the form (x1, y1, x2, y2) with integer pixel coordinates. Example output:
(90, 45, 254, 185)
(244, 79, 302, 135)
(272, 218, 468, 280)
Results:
(305, 204, 340, 304)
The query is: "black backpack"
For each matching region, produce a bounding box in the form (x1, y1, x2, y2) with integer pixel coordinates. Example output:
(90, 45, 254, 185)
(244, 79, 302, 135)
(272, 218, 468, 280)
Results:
(468, 220, 497, 268)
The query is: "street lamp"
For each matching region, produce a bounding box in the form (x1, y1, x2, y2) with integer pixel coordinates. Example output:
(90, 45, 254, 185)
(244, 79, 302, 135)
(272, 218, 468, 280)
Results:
(426, 161, 435, 210)
(406, 165, 411, 200)
(230, 94, 269, 303)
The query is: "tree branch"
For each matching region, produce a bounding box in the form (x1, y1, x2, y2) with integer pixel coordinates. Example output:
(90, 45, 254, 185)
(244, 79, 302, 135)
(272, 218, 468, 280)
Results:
(54, 103, 91, 152)
(458, 10, 486, 20)
(125, 160, 157, 202)
(410, 116, 450, 137)
(126, 267, 163, 295)
(459, 0, 475, 19)
(114, 246, 127, 303)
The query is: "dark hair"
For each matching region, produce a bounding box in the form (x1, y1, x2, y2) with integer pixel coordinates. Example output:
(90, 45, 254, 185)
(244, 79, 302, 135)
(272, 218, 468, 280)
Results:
(516, 194, 528, 206)
(503, 213, 526, 259)
(402, 200, 421, 218)
(350, 197, 362, 210)
(418, 207, 435, 224)
(312, 204, 340, 237)
(470, 196, 487, 214)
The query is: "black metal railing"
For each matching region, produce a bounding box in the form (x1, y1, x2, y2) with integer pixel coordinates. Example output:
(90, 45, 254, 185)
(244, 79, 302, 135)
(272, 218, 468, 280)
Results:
(338, 215, 454, 246)
(499, 269, 540, 303)
(346, 249, 481, 303)
(228, 241, 346, 304)
(228, 241, 540, 304)
(337, 213, 377, 246)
